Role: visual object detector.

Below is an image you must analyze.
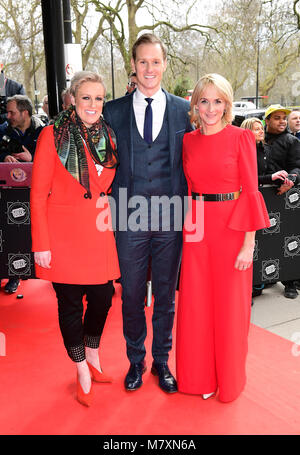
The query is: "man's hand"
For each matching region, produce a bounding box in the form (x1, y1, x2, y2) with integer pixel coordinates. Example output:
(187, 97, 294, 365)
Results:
(277, 179, 294, 195)
(4, 155, 18, 163)
(12, 146, 32, 162)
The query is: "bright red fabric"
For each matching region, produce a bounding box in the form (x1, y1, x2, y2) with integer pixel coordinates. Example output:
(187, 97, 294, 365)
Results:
(30, 125, 120, 285)
(176, 125, 270, 402)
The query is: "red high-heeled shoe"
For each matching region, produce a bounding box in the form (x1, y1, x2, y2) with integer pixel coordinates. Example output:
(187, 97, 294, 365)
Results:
(87, 361, 113, 383)
(77, 375, 92, 407)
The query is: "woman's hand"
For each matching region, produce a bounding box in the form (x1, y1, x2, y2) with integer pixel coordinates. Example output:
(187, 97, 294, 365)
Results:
(271, 170, 288, 181)
(234, 231, 255, 271)
(234, 245, 254, 271)
(34, 251, 51, 269)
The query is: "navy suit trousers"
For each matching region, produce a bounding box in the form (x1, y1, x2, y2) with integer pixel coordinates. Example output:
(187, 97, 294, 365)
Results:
(116, 227, 182, 364)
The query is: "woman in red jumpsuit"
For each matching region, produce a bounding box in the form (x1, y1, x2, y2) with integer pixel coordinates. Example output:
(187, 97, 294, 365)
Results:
(176, 74, 270, 402)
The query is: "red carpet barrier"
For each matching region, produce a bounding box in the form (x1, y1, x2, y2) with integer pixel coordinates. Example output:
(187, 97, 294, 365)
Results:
(0, 187, 35, 279)
(0, 183, 300, 285)
(253, 184, 300, 285)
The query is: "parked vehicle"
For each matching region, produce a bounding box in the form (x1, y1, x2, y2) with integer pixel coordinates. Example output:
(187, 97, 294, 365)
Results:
(232, 108, 266, 127)
(233, 101, 257, 110)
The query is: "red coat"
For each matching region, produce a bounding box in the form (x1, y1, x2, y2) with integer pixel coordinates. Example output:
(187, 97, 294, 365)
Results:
(30, 125, 120, 284)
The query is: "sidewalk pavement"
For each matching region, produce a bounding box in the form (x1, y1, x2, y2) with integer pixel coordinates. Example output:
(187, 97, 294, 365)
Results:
(251, 282, 300, 342)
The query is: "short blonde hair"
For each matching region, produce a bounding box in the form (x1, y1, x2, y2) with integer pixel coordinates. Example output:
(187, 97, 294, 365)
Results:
(70, 71, 106, 97)
(132, 33, 167, 61)
(240, 117, 263, 130)
(190, 73, 234, 129)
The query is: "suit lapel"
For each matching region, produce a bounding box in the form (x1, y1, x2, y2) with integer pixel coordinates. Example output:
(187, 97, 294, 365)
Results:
(128, 95, 135, 176)
(114, 93, 134, 177)
(164, 90, 176, 168)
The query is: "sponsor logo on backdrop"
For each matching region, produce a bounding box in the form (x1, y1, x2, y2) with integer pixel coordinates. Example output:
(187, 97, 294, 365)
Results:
(261, 258, 280, 282)
(7, 202, 30, 225)
(7, 253, 32, 277)
(263, 212, 280, 235)
(284, 236, 300, 257)
(285, 187, 300, 210)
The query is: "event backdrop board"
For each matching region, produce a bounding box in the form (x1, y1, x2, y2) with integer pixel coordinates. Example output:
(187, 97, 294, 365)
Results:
(0, 188, 35, 279)
(253, 184, 300, 285)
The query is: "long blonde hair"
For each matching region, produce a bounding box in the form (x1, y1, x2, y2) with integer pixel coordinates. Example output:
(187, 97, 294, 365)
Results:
(190, 73, 234, 129)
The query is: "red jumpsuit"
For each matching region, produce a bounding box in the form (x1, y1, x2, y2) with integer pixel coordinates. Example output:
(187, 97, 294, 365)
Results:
(176, 125, 270, 402)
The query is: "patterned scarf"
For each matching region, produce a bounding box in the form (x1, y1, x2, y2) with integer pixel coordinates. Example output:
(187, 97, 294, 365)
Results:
(53, 105, 118, 198)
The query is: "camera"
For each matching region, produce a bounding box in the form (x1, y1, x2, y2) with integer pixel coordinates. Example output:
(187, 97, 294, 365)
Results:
(287, 174, 297, 183)
(0, 95, 6, 116)
(0, 134, 23, 156)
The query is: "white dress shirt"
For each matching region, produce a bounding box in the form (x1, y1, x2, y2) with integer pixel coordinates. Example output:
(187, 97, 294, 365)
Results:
(133, 87, 166, 142)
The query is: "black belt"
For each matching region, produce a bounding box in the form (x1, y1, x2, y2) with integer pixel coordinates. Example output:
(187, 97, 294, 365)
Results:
(191, 191, 240, 202)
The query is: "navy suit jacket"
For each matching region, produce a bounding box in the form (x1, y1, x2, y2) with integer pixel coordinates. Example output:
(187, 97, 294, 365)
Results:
(104, 89, 192, 221)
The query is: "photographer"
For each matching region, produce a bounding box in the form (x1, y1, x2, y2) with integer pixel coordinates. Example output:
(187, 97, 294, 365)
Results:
(0, 95, 44, 163)
(264, 104, 300, 299)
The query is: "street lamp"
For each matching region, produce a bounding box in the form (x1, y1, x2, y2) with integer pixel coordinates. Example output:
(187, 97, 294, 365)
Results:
(110, 24, 115, 100)
(32, 55, 39, 114)
(256, 34, 260, 109)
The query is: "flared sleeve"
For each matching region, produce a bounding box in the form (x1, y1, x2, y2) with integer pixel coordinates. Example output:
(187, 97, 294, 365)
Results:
(228, 128, 270, 232)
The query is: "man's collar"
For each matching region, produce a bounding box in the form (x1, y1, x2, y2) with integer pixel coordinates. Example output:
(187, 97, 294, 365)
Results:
(265, 128, 288, 136)
(9, 117, 33, 135)
(134, 87, 164, 101)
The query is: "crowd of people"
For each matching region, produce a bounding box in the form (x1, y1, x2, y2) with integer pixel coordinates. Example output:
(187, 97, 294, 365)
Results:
(1, 33, 299, 406)
(240, 105, 300, 299)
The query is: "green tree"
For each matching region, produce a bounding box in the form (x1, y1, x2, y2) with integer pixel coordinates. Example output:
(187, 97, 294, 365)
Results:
(0, 0, 44, 101)
(90, 0, 220, 76)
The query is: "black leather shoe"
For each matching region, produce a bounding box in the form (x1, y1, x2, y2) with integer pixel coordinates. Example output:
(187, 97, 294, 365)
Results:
(151, 362, 177, 393)
(4, 278, 20, 294)
(284, 285, 298, 299)
(294, 280, 300, 290)
(252, 285, 263, 297)
(125, 361, 146, 391)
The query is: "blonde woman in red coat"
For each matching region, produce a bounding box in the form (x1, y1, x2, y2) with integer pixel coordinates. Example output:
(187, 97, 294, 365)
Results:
(30, 71, 120, 406)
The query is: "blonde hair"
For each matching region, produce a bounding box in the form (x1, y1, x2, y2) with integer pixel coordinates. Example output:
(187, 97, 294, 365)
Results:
(240, 117, 263, 130)
(132, 33, 167, 61)
(190, 73, 234, 129)
(70, 71, 106, 97)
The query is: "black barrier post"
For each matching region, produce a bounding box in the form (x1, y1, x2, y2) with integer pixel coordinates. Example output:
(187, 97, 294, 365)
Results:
(41, 0, 66, 118)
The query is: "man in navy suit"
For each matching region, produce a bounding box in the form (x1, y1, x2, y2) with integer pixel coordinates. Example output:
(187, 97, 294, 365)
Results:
(104, 33, 192, 393)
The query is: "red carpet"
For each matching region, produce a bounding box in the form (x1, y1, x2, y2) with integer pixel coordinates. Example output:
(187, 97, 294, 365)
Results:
(0, 279, 300, 435)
